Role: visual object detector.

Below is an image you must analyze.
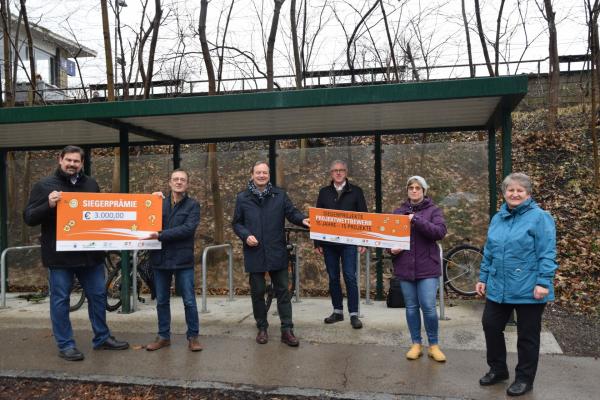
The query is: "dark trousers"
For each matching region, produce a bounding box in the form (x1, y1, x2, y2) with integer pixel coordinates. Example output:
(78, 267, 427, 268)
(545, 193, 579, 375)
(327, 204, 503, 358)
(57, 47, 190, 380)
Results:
(322, 244, 359, 314)
(482, 299, 546, 384)
(249, 268, 293, 332)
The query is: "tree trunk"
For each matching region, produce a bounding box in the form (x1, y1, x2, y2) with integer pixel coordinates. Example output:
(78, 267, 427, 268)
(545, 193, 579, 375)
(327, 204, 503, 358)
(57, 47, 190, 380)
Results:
(494, 0, 506, 76)
(267, 0, 286, 91)
(405, 42, 419, 81)
(199, 0, 224, 244)
(143, 0, 162, 99)
(543, 0, 560, 133)
(19, 0, 36, 105)
(474, 0, 494, 76)
(290, 0, 309, 165)
(461, 0, 475, 77)
(346, 0, 379, 84)
(379, 0, 399, 82)
(1, 0, 14, 106)
(590, 3, 600, 188)
(100, 0, 115, 101)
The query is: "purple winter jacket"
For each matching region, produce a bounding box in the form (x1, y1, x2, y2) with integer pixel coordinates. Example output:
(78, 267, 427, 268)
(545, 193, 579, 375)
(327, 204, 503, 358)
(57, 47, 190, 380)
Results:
(391, 197, 447, 281)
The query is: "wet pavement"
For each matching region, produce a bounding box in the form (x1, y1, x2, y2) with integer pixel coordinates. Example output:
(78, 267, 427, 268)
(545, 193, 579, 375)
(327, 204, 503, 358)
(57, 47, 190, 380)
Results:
(0, 294, 598, 399)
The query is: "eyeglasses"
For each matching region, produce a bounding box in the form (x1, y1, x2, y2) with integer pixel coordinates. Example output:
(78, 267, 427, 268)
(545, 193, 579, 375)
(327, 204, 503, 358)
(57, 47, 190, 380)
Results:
(171, 177, 187, 183)
(331, 169, 347, 174)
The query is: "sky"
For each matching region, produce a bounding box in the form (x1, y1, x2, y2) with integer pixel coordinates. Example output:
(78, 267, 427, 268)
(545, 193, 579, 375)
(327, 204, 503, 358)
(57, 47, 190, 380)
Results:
(7, 0, 591, 90)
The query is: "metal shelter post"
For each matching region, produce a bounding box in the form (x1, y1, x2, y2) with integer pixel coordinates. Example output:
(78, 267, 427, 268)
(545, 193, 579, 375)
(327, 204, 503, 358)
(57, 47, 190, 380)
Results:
(502, 109, 512, 178)
(119, 128, 132, 313)
(0, 151, 7, 276)
(488, 127, 498, 218)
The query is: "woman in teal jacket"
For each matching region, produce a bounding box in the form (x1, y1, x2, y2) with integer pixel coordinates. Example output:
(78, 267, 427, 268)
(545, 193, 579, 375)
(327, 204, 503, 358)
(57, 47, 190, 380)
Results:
(475, 173, 557, 397)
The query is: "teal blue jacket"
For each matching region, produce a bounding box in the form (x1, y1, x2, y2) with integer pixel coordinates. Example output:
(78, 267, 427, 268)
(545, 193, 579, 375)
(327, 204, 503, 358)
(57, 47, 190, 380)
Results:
(479, 198, 557, 304)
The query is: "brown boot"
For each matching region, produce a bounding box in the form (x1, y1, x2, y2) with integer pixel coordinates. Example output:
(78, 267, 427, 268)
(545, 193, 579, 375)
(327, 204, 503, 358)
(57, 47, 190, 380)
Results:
(256, 329, 268, 344)
(146, 337, 170, 351)
(188, 336, 203, 352)
(281, 330, 299, 347)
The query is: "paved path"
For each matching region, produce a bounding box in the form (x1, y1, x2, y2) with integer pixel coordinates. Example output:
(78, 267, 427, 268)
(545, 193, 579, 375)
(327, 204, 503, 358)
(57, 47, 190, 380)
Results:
(1, 295, 597, 399)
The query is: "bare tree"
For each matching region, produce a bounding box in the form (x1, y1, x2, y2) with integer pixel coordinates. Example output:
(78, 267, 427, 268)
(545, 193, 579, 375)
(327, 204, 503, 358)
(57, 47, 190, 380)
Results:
(100, 0, 115, 101)
(1, 0, 13, 106)
(474, 0, 494, 76)
(586, 0, 600, 188)
(19, 0, 37, 104)
(267, 0, 286, 91)
(461, 0, 475, 77)
(536, 0, 560, 133)
(199, 0, 226, 245)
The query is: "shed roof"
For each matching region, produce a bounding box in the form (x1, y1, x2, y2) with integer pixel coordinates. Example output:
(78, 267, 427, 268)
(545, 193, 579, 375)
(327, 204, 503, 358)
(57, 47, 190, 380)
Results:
(0, 76, 528, 150)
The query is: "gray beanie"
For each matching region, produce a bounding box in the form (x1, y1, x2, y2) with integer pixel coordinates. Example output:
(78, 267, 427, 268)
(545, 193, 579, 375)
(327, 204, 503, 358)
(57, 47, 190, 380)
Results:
(407, 175, 429, 195)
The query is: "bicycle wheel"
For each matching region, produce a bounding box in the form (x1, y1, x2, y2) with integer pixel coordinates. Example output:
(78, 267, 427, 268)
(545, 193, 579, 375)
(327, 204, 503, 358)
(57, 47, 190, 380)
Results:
(69, 277, 85, 312)
(444, 244, 482, 296)
(105, 267, 123, 312)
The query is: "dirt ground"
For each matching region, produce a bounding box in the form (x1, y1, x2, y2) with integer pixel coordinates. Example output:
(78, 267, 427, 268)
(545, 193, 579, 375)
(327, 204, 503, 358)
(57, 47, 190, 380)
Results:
(542, 303, 600, 358)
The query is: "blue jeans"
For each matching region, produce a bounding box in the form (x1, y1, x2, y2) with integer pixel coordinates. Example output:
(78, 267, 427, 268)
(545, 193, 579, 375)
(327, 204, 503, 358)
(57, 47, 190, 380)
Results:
(153, 268, 199, 340)
(399, 278, 439, 345)
(48, 264, 110, 351)
(323, 245, 359, 315)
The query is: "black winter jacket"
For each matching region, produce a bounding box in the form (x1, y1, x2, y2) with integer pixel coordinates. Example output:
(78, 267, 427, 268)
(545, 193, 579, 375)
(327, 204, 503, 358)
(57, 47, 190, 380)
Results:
(149, 192, 200, 270)
(232, 186, 306, 273)
(23, 168, 105, 269)
(314, 179, 368, 247)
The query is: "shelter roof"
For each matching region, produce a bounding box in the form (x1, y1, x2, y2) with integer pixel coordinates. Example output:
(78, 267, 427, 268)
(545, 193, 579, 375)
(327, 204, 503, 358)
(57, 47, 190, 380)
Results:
(0, 76, 528, 150)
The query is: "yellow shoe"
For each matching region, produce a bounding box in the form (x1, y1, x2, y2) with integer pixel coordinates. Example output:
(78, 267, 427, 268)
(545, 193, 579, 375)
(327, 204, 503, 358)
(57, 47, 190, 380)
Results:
(428, 345, 446, 362)
(406, 343, 423, 360)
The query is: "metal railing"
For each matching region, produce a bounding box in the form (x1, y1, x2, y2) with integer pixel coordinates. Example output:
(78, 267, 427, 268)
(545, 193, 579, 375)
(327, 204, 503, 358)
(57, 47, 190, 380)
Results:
(1, 245, 41, 308)
(201, 243, 234, 313)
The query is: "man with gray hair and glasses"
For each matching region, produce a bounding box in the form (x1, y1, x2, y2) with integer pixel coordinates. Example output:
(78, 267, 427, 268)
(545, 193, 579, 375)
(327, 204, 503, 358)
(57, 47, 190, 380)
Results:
(315, 160, 368, 329)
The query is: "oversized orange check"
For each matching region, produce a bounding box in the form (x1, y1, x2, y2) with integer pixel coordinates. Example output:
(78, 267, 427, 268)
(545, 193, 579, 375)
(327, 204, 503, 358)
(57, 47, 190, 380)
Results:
(309, 207, 410, 249)
(56, 193, 162, 251)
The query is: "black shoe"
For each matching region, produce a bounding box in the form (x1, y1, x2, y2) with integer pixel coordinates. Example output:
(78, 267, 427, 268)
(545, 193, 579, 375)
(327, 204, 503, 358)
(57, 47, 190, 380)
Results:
(507, 381, 533, 396)
(95, 336, 129, 350)
(350, 316, 363, 329)
(324, 312, 344, 324)
(479, 371, 509, 386)
(58, 347, 84, 361)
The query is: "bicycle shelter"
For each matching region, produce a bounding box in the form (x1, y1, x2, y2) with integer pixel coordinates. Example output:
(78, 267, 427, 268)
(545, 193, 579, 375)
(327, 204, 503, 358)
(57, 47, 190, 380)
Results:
(0, 76, 528, 311)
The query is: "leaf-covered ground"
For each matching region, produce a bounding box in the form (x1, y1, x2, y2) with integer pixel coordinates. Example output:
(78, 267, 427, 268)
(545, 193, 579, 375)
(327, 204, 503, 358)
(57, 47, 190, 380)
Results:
(512, 107, 600, 316)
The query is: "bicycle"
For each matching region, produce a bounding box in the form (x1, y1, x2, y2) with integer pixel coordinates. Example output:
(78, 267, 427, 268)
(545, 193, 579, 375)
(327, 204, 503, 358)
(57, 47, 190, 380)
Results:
(265, 226, 307, 312)
(105, 250, 156, 312)
(443, 242, 483, 296)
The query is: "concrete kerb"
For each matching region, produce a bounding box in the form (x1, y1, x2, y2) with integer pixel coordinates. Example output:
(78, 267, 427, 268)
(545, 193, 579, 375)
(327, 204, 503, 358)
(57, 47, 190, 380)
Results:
(0, 294, 562, 353)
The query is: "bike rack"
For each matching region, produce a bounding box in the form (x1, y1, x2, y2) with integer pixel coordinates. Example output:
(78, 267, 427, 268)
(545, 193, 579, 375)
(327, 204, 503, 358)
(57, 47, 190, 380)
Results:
(438, 243, 448, 320)
(131, 250, 139, 312)
(1, 245, 41, 308)
(201, 243, 234, 313)
(355, 248, 373, 318)
(291, 244, 301, 303)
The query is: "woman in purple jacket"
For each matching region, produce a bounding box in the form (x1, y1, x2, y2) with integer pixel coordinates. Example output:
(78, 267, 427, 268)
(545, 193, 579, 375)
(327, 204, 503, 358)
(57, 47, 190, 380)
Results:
(391, 176, 447, 362)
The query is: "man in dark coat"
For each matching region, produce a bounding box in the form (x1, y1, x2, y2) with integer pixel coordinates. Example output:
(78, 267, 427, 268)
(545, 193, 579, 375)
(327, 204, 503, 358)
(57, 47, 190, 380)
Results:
(23, 145, 129, 361)
(232, 161, 309, 346)
(145, 169, 202, 352)
(314, 160, 368, 329)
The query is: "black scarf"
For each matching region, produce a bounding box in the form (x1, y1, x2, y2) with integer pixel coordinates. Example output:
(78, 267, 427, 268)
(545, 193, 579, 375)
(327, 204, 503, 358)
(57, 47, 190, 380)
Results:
(248, 180, 273, 200)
